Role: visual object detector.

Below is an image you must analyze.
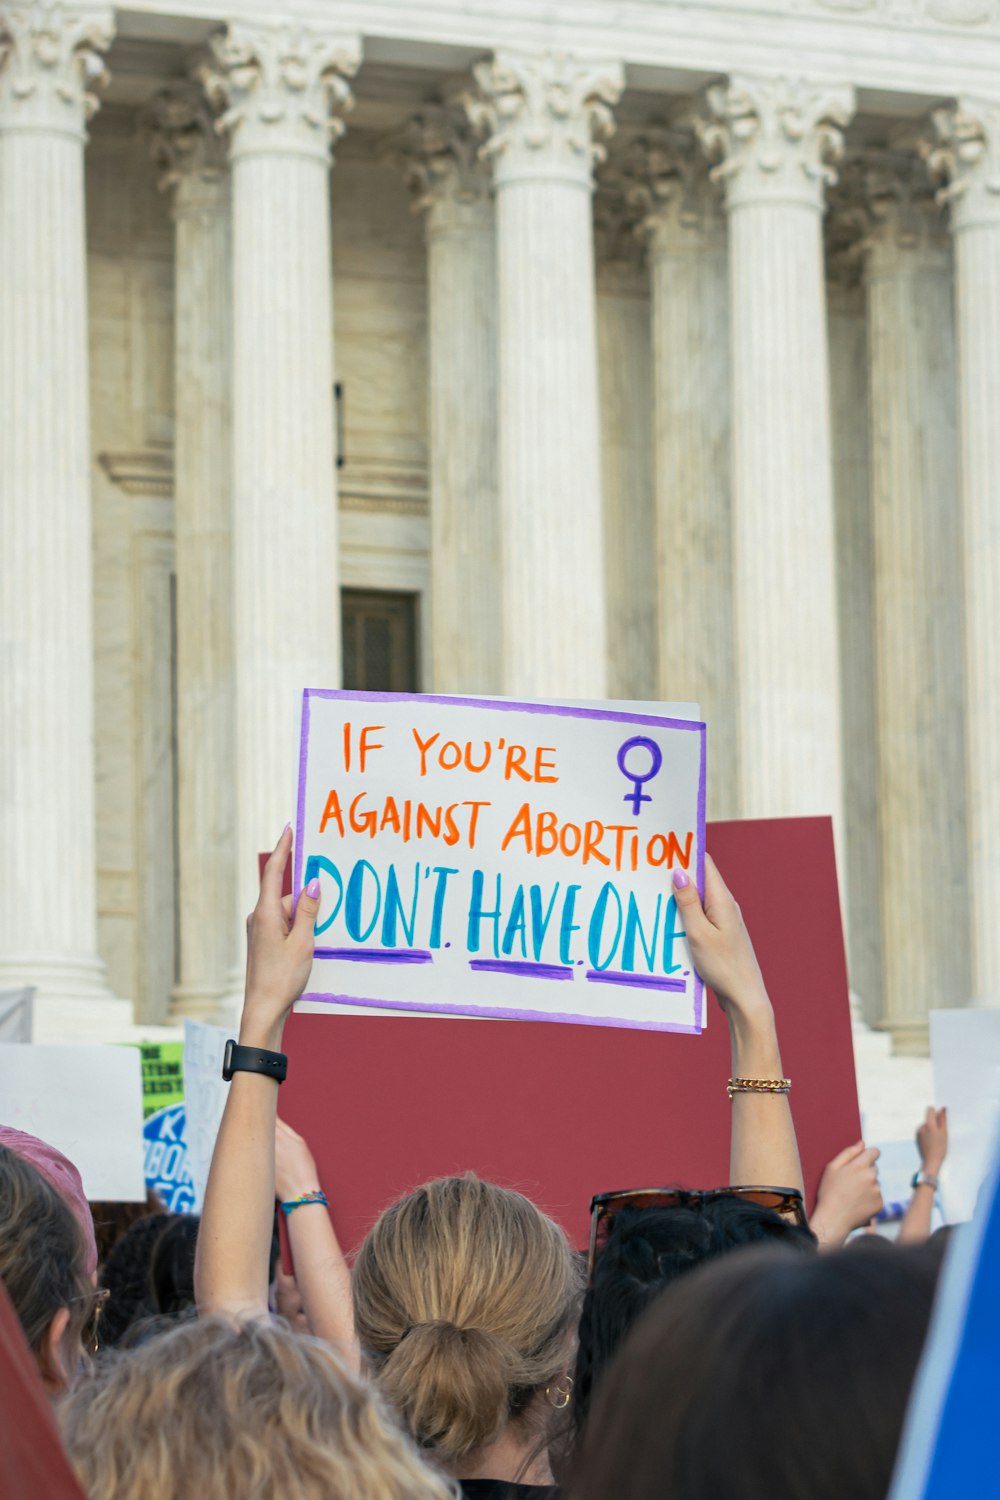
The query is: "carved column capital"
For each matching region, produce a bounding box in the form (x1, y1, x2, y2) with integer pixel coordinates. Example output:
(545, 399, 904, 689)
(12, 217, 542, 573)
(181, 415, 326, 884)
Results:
(924, 99, 1000, 232)
(699, 74, 855, 213)
(198, 20, 360, 165)
(0, 4, 113, 138)
(626, 126, 724, 255)
(464, 49, 623, 190)
(399, 103, 491, 234)
(146, 82, 228, 208)
(860, 148, 949, 271)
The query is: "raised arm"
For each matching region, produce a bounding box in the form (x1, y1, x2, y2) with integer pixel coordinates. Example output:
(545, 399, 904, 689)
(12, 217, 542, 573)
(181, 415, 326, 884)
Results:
(809, 1142, 883, 1248)
(898, 1107, 948, 1245)
(672, 857, 804, 1195)
(275, 1118, 360, 1369)
(195, 826, 321, 1320)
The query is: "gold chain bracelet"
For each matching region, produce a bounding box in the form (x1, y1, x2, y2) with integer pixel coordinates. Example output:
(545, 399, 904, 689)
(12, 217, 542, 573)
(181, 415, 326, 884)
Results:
(727, 1077, 792, 1100)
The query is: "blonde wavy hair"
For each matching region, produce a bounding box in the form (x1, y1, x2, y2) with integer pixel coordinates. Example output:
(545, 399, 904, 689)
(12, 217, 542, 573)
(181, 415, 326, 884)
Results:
(352, 1174, 582, 1465)
(58, 1315, 458, 1500)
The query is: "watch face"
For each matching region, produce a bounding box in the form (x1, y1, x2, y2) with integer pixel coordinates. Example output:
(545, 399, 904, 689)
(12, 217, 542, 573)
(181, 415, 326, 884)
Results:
(222, 1039, 235, 1080)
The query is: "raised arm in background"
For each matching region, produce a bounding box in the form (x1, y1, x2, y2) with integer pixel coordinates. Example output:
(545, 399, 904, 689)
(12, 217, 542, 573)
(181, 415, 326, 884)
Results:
(672, 857, 804, 1195)
(898, 1106, 948, 1245)
(194, 826, 320, 1321)
(809, 1142, 884, 1248)
(275, 1118, 359, 1368)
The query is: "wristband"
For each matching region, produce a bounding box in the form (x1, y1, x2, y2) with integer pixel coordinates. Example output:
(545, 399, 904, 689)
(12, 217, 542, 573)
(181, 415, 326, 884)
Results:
(222, 1039, 287, 1084)
(281, 1190, 328, 1215)
(911, 1170, 940, 1192)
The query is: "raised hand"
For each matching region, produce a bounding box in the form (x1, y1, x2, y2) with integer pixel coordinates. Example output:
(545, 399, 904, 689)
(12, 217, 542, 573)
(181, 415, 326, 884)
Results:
(242, 825, 321, 1050)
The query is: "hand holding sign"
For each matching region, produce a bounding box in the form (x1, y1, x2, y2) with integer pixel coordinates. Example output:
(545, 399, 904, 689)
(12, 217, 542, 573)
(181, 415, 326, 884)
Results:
(671, 855, 768, 1022)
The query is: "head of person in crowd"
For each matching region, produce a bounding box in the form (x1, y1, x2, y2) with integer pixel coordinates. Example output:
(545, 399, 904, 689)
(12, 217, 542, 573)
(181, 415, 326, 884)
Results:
(90, 1190, 164, 1271)
(569, 1236, 944, 1500)
(352, 1172, 582, 1484)
(0, 1125, 98, 1276)
(98, 1213, 171, 1347)
(572, 1190, 816, 1437)
(0, 1142, 97, 1394)
(59, 1314, 458, 1500)
(149, 1213, 199, 1320)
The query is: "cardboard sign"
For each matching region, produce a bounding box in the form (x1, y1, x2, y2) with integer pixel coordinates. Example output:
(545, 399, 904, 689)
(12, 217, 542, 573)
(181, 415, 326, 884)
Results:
(888, 1127, 1000, 1499)
(0, 1044, 144, 1201)
(136, 1040, 184, 1120)
(929, 1008, 1000, 1223)
(182, 1020, 230, 1213)
(293, 691, 707, 1033)
(281, 816, 860, 1253)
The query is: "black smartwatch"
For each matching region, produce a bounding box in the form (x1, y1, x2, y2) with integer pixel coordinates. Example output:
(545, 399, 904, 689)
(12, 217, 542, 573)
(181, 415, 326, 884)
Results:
(222, 1039, 287, 1085)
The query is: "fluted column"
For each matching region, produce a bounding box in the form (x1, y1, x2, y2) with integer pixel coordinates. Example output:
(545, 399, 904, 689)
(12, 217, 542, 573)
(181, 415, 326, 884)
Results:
(0, 7, 115, 1004)
(400, 105, 500, 694)
(148, 86, 235, 1019)
(632, 130, 736, 816)
(466, 52, 623, 697)
(861, 154, 967, 1052)
(201, 23, 359, 959)
(592, 175, 656, 701)
(701, 77, 853, 834)
(927, 102, 1000, 1006)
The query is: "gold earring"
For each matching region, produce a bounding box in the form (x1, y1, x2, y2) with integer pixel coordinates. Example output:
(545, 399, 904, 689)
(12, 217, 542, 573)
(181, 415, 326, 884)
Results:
(546, 1374, 574, 1409)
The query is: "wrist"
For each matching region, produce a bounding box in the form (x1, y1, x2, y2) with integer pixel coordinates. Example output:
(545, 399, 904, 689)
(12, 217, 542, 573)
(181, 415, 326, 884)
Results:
(238, 1014, 286, 1053)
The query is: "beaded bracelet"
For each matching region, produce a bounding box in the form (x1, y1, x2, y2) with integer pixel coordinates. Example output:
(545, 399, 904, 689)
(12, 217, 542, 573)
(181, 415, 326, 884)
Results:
(727, 1077, 791, 1101)
(281, 1189, 329, 1215)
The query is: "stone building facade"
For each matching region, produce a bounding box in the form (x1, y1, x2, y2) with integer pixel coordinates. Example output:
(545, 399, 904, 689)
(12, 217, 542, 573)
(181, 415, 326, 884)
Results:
(2, 0, 998, 1059)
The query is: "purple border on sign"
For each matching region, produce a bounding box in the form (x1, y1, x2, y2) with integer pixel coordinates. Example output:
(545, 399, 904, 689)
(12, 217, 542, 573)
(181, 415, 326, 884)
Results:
(297, 991, 704, 1035)
(294, 689, 707, 1034)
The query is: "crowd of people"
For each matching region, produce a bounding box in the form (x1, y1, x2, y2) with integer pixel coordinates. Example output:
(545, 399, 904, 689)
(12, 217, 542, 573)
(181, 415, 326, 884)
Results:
(0, 827, 957, 1498)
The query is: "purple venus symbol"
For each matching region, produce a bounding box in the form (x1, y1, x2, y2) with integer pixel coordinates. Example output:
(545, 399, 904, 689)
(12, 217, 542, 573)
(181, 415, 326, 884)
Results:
(617, 736, 663, 816)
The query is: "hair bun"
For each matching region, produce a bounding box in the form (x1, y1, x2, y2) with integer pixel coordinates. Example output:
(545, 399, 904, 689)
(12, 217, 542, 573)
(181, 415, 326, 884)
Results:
(380, 1319, 516, 1460)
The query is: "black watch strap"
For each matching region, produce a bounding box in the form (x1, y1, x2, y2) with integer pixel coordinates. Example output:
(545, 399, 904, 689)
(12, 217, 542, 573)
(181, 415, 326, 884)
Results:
(222, 1039, 287, 1084)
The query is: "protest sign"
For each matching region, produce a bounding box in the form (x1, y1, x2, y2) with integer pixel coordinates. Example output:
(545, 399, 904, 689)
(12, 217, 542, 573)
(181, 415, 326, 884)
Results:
(0, 988, 32, 1042)
(888, 1124, 1000, 1499)
(182, 1019, 229, 1212)
(136, 1040, 184, 1120)
(293, 690, 707, 1033)
(282, 814, 860, 1253)
(929, 1008, 1000, 1223)
(0, 1044, 144, 1200)
(143, 1105, 196, 1213)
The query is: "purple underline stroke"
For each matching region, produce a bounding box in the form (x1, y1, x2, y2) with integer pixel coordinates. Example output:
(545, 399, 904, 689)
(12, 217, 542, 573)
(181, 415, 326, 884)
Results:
(585, 970, 687, 992)
(468, 959, 574, 981)
(314, 948, 433, 965)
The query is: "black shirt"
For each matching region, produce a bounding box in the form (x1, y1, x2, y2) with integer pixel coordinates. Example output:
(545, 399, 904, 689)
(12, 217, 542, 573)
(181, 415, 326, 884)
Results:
(460, 1484, 558, 1500)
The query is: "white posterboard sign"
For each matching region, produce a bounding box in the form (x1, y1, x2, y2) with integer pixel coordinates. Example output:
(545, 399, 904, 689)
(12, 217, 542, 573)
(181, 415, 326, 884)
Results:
(182, 1019, 230, 1213)
(930, 1008, 1000, 1223)
(0, 1043, 144, 1200)
(294, 691, 707, 1033)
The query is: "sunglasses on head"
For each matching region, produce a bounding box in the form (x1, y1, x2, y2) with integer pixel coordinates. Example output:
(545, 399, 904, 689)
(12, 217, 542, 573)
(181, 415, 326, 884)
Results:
(587, 1185, 807, 1279)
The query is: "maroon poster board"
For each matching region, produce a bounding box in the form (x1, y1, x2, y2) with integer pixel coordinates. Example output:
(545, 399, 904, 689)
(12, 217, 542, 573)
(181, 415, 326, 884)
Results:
(279, 816, 859, 1253)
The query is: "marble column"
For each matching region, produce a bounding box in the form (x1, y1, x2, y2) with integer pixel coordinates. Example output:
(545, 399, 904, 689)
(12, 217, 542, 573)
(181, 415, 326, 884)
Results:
(201, 23, 359, 960)
(631, 129, 736, 817)
(0, 7, 115, 1005)
(824, 183, 882, 1028)
(466, 52, 623, 698)
(700, 77, 853, 838)
(592, 174, 656, 702)
(861, 153, 967, 1053)
(148, 86, 235, 1020)
(927, 102, 1000, 1006)
(400, 105, 500, 695)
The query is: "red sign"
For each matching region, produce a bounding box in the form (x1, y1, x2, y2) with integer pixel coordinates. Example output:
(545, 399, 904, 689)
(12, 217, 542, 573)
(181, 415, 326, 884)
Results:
(280, 816, 859, 1252)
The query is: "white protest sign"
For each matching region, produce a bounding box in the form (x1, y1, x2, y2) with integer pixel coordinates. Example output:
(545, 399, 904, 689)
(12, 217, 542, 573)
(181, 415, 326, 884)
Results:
(294, 691, 707, 1033)
(0, 1043, 144, 1200)
(182, 1019, 230, 1212)
(930, 1008, 1000, 1223)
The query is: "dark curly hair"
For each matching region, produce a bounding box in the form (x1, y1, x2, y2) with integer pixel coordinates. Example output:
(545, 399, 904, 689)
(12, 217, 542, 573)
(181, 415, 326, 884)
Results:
(572, 1197, 816, 1439)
